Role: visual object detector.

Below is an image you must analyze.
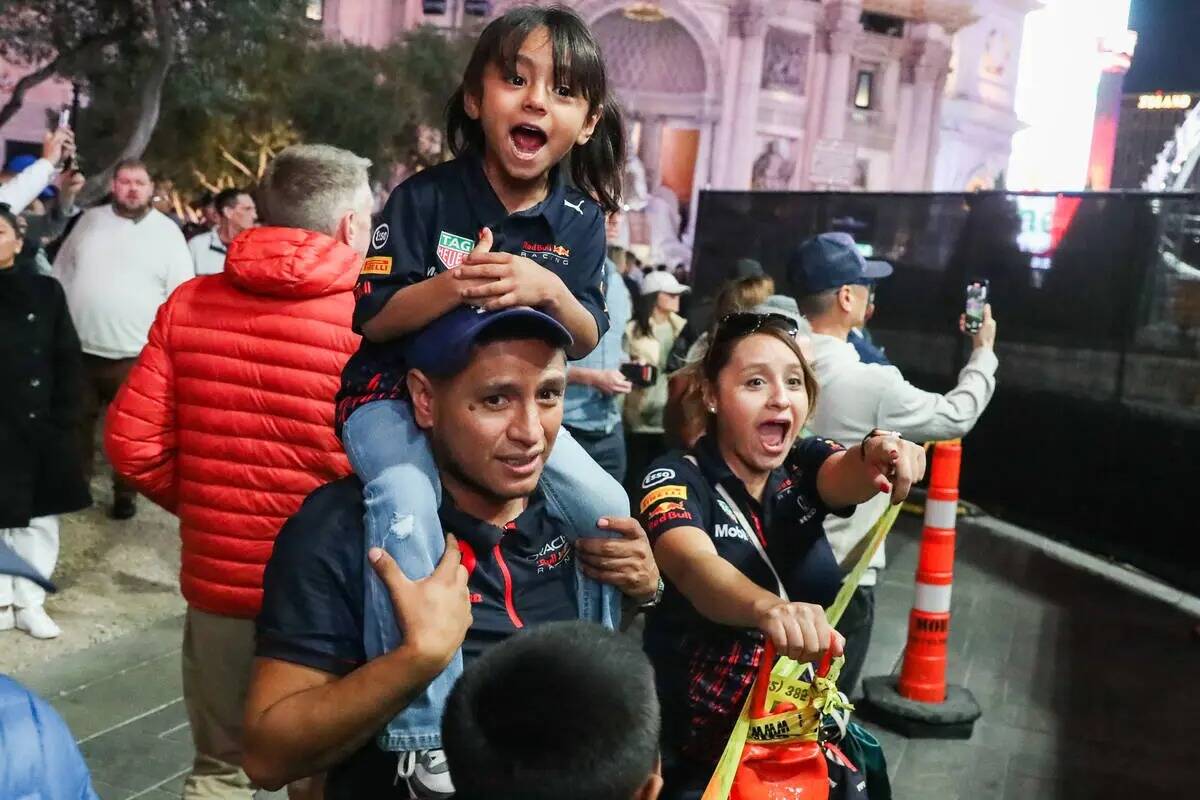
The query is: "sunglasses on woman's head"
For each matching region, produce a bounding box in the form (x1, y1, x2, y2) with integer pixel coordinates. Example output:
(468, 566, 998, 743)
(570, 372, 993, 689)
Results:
(713, 312, 800, 343)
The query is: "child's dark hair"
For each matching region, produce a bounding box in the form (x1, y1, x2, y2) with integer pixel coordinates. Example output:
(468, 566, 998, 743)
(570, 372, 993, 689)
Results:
(443, 621, 660, 800)
(446, 5, 627, 214)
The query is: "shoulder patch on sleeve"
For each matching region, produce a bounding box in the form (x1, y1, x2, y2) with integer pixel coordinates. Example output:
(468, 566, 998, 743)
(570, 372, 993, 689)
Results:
(361, 257, 393, 276)
(639, 484, 688, 513)
(641, 467, 676, 489)
(371, 223, 390, 250)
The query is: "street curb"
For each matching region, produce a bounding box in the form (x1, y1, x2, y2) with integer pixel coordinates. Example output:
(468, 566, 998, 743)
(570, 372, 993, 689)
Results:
(965, 514, 1200, 619)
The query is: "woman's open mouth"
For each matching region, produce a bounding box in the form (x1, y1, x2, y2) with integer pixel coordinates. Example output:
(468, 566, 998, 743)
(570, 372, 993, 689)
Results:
(510, 124, 549, 160)
(757, 420, 791, 455)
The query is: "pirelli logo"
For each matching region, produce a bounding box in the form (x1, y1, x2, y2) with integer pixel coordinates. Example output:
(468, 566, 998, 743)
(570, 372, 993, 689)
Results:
(640, 485, 687, 514)
(361, 256, 393, 276)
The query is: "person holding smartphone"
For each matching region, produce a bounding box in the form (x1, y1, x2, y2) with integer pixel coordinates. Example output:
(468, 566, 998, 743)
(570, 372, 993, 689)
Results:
(789, 232, 999, 697)
(0, 127, 75, 216)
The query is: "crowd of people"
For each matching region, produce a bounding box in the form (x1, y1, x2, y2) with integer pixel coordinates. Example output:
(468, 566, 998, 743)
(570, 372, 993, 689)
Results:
(0, 6, 1002, 800)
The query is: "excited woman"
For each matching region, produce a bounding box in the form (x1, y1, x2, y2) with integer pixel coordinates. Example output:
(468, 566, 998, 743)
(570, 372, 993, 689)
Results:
(632, 312, 925, 799)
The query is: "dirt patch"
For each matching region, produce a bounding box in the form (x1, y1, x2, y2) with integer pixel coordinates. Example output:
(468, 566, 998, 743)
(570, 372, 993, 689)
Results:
(0, 474, 185, 673)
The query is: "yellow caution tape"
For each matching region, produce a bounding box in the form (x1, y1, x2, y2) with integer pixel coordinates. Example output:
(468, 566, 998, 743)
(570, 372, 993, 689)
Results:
(747, 708, 822, 743)
(827, 502, 902, 627)
(702, 496, 904, 799)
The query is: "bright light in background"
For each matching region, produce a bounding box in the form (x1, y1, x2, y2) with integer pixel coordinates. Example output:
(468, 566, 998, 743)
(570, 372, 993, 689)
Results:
(1007, 0, 1132, 190)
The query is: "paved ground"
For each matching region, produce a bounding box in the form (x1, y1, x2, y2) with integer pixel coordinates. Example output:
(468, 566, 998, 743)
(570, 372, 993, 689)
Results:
(0, 477, 184, 674)
(7, 504, 1200, 798)
(856, 514, 1200, 798)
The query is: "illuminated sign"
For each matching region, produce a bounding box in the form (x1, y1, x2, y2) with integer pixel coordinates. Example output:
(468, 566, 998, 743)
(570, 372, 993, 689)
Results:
(1138, 93, 1193, 110)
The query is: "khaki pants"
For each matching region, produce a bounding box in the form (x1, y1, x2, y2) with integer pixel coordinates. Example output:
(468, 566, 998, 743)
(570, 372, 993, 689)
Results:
(182, 607, 257, 799)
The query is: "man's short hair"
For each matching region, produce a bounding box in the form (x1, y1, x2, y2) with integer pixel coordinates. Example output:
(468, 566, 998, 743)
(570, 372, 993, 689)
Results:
(113, 158, 149, 179)
(213, 187, 246, 215)
(443, 621, 660, 800)
(795, 288, 839, 319)
(257, 144, 371, 236)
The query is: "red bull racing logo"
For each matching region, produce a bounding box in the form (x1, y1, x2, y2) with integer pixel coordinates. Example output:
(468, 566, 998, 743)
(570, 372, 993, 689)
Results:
(522, 241, 571, 264)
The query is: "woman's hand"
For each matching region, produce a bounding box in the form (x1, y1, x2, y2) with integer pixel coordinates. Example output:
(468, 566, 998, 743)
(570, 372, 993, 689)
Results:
(576, 517, 661, 603)
(754, 600, 845, 663)
(862, 432, 927, 504)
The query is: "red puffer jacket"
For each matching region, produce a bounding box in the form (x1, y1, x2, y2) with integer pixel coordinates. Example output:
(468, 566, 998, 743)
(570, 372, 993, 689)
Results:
(106, 227, 361, 618)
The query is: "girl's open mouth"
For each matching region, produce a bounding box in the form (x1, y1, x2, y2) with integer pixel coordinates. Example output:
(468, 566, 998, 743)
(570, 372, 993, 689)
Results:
(510, 124, 548, 158)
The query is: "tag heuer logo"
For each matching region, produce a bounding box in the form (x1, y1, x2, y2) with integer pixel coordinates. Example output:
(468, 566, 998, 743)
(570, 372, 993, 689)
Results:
(437, 231, 474, 270)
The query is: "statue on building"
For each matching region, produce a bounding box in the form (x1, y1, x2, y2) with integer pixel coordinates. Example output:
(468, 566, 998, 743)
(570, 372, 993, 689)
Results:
(752, 140, 797, 191)
(620, 153, 693, 270)
(761, 30, 810, 94)
(622, 154, 651, 212)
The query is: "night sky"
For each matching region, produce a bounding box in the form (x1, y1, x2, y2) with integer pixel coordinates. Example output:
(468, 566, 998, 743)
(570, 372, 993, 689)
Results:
(1124, 0, 1200, 92)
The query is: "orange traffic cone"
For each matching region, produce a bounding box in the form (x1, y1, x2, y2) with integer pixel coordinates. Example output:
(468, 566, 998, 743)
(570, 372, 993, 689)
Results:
(860, 441, 981, 739)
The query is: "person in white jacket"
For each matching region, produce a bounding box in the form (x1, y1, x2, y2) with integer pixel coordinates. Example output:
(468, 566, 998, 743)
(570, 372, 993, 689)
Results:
(0, 129, 74, 215)
(790, 232, 999, 696)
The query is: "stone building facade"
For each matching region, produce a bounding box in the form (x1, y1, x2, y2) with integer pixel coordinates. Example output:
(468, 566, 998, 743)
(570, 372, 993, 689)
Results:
(318, 0, 1038, 235)
(0, 1, 1037, 240)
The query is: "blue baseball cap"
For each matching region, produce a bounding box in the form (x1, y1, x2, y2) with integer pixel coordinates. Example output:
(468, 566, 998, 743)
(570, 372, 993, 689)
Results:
(0, 541, 55, 593)
(4, 154, 38, 174)
(3, 154, 57, 200)
(787, 232, 893, 296)
(405, 305, 573, 378)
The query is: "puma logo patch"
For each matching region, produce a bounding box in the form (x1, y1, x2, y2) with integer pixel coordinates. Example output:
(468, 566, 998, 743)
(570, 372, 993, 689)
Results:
(564, 198, 585, 215)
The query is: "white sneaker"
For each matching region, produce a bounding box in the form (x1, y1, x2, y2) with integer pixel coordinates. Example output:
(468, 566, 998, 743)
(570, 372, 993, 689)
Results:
(0, 606, 13, 631)
(397, 749, 454, 799)
(15, 606, 60, 639)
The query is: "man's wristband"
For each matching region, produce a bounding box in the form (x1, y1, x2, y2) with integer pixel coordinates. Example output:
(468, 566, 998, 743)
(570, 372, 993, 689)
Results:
(639, 577, 665, 609)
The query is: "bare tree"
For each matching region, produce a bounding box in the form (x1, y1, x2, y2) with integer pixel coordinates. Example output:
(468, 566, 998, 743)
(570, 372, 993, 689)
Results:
(77, 0, 178, 204)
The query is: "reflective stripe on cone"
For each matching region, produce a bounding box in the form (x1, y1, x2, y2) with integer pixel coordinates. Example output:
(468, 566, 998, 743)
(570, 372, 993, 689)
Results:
(897, 441, 963, 705)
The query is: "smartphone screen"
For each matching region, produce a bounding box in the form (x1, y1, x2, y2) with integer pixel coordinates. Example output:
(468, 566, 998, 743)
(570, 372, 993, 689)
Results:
(965, 280, 988, 334)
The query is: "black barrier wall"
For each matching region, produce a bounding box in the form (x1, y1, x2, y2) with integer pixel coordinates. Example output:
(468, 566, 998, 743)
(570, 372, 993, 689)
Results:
(692, 190, 1200, 594)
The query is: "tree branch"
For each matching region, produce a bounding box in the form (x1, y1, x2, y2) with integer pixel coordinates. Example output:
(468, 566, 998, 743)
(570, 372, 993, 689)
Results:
(0, 22, 141, 129)
(219, 146, 255, 178)
(0, 58, 61, 129)
(80, 0, 179, 204)
(191, 169, 221, 194)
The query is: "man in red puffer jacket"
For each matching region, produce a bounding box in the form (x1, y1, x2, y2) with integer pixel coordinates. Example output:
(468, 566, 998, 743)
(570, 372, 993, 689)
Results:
(106, 144, 374, 799)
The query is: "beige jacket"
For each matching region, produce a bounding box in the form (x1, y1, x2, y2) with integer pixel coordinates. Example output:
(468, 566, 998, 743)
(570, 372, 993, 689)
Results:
(622, 312, 686, 433)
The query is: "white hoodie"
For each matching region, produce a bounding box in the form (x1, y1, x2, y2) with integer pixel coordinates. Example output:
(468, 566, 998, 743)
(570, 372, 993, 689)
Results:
(807, 333, 999, 585)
